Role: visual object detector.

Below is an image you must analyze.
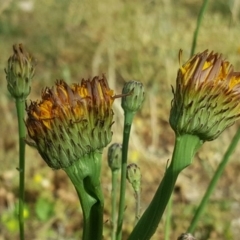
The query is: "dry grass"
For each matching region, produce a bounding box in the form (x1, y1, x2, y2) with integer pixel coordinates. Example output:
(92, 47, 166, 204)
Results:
(1, 0, 240, 239)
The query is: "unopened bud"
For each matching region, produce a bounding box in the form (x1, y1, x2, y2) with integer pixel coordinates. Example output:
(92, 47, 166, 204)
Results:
(108, 143, 122, 172)
(121, 81, 145, 113)
(127, 163, 141, 193)
(5, 44, 35, 100)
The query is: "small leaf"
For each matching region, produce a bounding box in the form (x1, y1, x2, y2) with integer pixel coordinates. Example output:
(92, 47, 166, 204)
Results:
(35, 197, 54, 221)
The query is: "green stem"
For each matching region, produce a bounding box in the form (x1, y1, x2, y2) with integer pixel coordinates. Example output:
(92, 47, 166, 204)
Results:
(135, 191, 141, 225)
(190, 0, 209, 56)
(64, 151, 104, 240)
(116, 111, 134, 240)
(188, 127, 240, 233)
(164, 195, 172, 240)
(16, 99, 26, 240)
(111, 171, 119, 240)
(128, 134, 203, 240)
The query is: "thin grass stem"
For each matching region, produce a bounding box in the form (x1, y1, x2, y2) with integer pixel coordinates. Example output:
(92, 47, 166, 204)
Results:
(188, 127, 240, 233)
(190, 0, 209, 56)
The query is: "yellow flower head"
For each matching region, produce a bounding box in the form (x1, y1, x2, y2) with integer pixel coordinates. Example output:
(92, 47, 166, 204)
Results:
(26, 75, 115, 169)
(170, 50, 240, 141)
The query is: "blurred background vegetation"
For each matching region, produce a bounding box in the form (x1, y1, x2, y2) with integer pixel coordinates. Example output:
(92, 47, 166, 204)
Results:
(1, 0, 240, 239)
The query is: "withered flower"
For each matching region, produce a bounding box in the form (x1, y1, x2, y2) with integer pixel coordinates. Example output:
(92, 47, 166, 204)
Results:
(26, 75, 115, 169)
(170, 50, 240, 141)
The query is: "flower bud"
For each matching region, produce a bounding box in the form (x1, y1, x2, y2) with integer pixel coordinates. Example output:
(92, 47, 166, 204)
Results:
(107, 143, 122, 172)
(121, 81, 145, 113)
(177, 233, 196, 240)
(127, 163, 141, 193)
(170, 50, 240, 141)
(26, 75, 115, 169)
(5, 44, 35, 100)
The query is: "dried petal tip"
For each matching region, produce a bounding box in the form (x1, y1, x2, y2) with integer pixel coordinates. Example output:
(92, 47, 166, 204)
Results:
(121, 81, 145, 113)
(5, 44, 35, 100)
(26, 75, 115, 169)
(127, 163, 141, 193)
(108, 143, 122, 172)
(170, 50, 240, 141)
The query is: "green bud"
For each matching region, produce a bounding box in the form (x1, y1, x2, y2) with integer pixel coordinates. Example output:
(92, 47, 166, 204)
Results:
(127, 163, 141, 193)
(107, 143, 122, 172)
(121, 81, 145, 113)
(5, 44, 35, 100)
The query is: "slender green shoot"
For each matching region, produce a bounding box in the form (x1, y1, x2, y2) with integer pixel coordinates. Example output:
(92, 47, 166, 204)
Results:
(116, 112, 134, 240)
(111, 171, 119, 240)
(15, 99, 26, 240)
(190, 0, 209, 56)
(126, 163, 141, 225)
(164, 195, 172, 240)
(188, 127, 240, 233)
(135, 191, 141, 225)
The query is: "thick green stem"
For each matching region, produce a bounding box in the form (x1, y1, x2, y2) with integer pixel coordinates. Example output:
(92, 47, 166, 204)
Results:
(16, 99, 26, 240)
(190, 0, 209, 56)
(128, 134, 203, 240)
(188, 127, 240, 233)
(116, 112, 134, 240)
(111, 171, 118, 240)
(164, 195, 172, 240)
(64, 151, 104, 240)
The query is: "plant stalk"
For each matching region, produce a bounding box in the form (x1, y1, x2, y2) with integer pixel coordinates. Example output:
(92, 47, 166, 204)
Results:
(64, 151, 104, 240)
(128, 134, 203, 240)
(111, 171, 119, 240)
(164, 195, 172, 240)
(135, 191, 141, 225)
(116, 112, 134, 240)
(16, 99, 26, 240)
